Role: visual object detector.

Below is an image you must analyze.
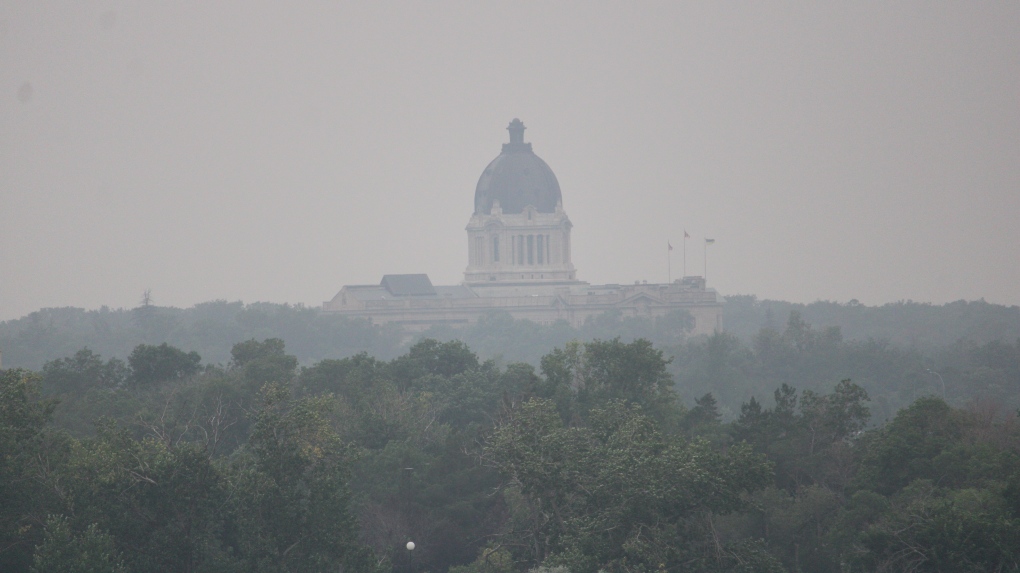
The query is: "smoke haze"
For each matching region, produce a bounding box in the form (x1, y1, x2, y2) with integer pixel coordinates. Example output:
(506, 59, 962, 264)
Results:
(2, 2, 1018, 320)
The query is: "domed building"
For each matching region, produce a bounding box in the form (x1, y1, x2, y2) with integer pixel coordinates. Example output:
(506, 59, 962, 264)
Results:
(465, 118, 577, 286)
(324, 120, 722, 334)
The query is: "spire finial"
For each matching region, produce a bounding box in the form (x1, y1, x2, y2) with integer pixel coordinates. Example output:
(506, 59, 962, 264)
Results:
(507, 118, 526, 144)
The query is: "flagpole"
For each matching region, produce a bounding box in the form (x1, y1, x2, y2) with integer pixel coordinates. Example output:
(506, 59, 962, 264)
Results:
(683, 231, 688, 278)
(703, 238, 715, 281)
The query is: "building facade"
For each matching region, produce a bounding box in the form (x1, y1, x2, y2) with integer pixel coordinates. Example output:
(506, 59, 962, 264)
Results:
(324, 120, 723, 335)
(464, 118, 576, 285)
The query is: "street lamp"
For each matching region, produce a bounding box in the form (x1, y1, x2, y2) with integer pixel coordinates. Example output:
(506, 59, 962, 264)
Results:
(926, 369, 946, 399)
(406, 541, 415, 572)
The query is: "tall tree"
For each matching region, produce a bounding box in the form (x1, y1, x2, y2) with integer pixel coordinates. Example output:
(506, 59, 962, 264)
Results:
(0, 369, 57, 571)
(41, 348, 128, 395)
(226, 384, 381, 572)
(127, 343, 201, 387)
(485, 398, 774, 572)
(229, 338, 298, 387)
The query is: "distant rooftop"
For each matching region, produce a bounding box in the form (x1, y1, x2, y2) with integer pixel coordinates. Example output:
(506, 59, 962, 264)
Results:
(381, 274, 436, 296)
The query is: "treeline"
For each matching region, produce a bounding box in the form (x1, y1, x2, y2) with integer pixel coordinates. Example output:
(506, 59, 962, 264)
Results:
(418, 309, 1020, 421)
(667, 311, 1020, 421)
(0, 302, 696, 372)
(4, 299, 1019, 421)
(2, 337, 1019, 572)
(723, 295, 1020, 350)
(3, 295, 1019, 371)
(0, 301, 406, 372)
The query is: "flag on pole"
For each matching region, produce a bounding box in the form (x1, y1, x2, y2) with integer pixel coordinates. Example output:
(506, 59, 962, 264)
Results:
(668, 242, 673, 251)
(684, 230, 690, 239)
(705, 238, 716, 245)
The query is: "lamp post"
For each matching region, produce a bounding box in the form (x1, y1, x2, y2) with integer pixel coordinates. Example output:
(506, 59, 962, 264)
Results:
(406, 541, 415, 572)
(926, 369, 946, 399)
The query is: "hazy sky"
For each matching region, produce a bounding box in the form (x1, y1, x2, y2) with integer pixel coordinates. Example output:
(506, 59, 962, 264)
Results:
(2, 2, 1018, 321)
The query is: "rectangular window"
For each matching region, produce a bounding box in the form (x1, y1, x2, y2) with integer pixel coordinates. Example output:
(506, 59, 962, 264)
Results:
(537, 235, 544, 264)
(518, 235, 524, 265)
(493, 236, 500, 262)
(475, 236, 484, 265)
(546, 235, 551, 264)
(527, 235, 534, 265)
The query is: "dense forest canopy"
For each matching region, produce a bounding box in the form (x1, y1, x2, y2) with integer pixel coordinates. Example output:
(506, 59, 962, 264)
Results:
(2, 328, 1019, 572)
(2, 296, 1018, 371)
(722, 295, 1020, 349)
(2, 296, 1018, 418)
(1, 297, 1019, 571)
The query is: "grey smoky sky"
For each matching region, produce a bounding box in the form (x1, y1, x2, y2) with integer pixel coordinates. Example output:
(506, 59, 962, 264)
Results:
(2, 2, 1018, 320)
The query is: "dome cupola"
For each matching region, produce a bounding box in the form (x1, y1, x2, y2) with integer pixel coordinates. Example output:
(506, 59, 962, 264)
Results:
(465, 120, 576, 285)
(474, 119, 562, 215)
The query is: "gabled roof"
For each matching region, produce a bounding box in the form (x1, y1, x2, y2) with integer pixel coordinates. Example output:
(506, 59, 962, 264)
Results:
(381, 274, 436, 296)
(615, 291, 664, 306)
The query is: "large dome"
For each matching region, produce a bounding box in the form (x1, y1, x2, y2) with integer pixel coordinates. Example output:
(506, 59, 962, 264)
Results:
(474, 119, 562, 215)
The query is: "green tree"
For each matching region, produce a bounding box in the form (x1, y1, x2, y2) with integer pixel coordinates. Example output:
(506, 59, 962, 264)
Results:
(230, 338, 298, 387)
(59, 420, 238, 572)
(388, 339, 480, 390)
(40, 349, 136, 437)
(294, 352, 388, 400)
(540, 338, 680, 424)
(448, 545, 519, 573)
(127, 343, 201, 387)
(0, 369, 57, 572)
(686, 392, 722, 429)
(856, 481, 1020, 572)
(30, 515, 127, 573)
(41, 348, 127, 395)
(226, 384, 381, 572)
(485, 398, 773, 572)
(854, 396, 964, 495)
(732, 380, 869, 493)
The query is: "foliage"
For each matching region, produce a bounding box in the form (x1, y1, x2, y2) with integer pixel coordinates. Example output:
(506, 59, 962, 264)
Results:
(853, 396, 965, 495)
(30, 515, 127, 573)
(41, 348, 128, 395)
(4, 328, 1020, 572)
(856, 481, 1020, 572)
(127, 342, 201, 387)
(539, 338, 680, 426)
(0, 302, 406, 371)
(5, 298, 1018, 421)
(722, 295, 1020, 350)
(226, 384, 381, 572)
(230, 338, 299, 387)
(485, 398, 772, 572)
(58, 421, 237, 572)
(447, 545, 519, 573)
(0, 369, 56, 571)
